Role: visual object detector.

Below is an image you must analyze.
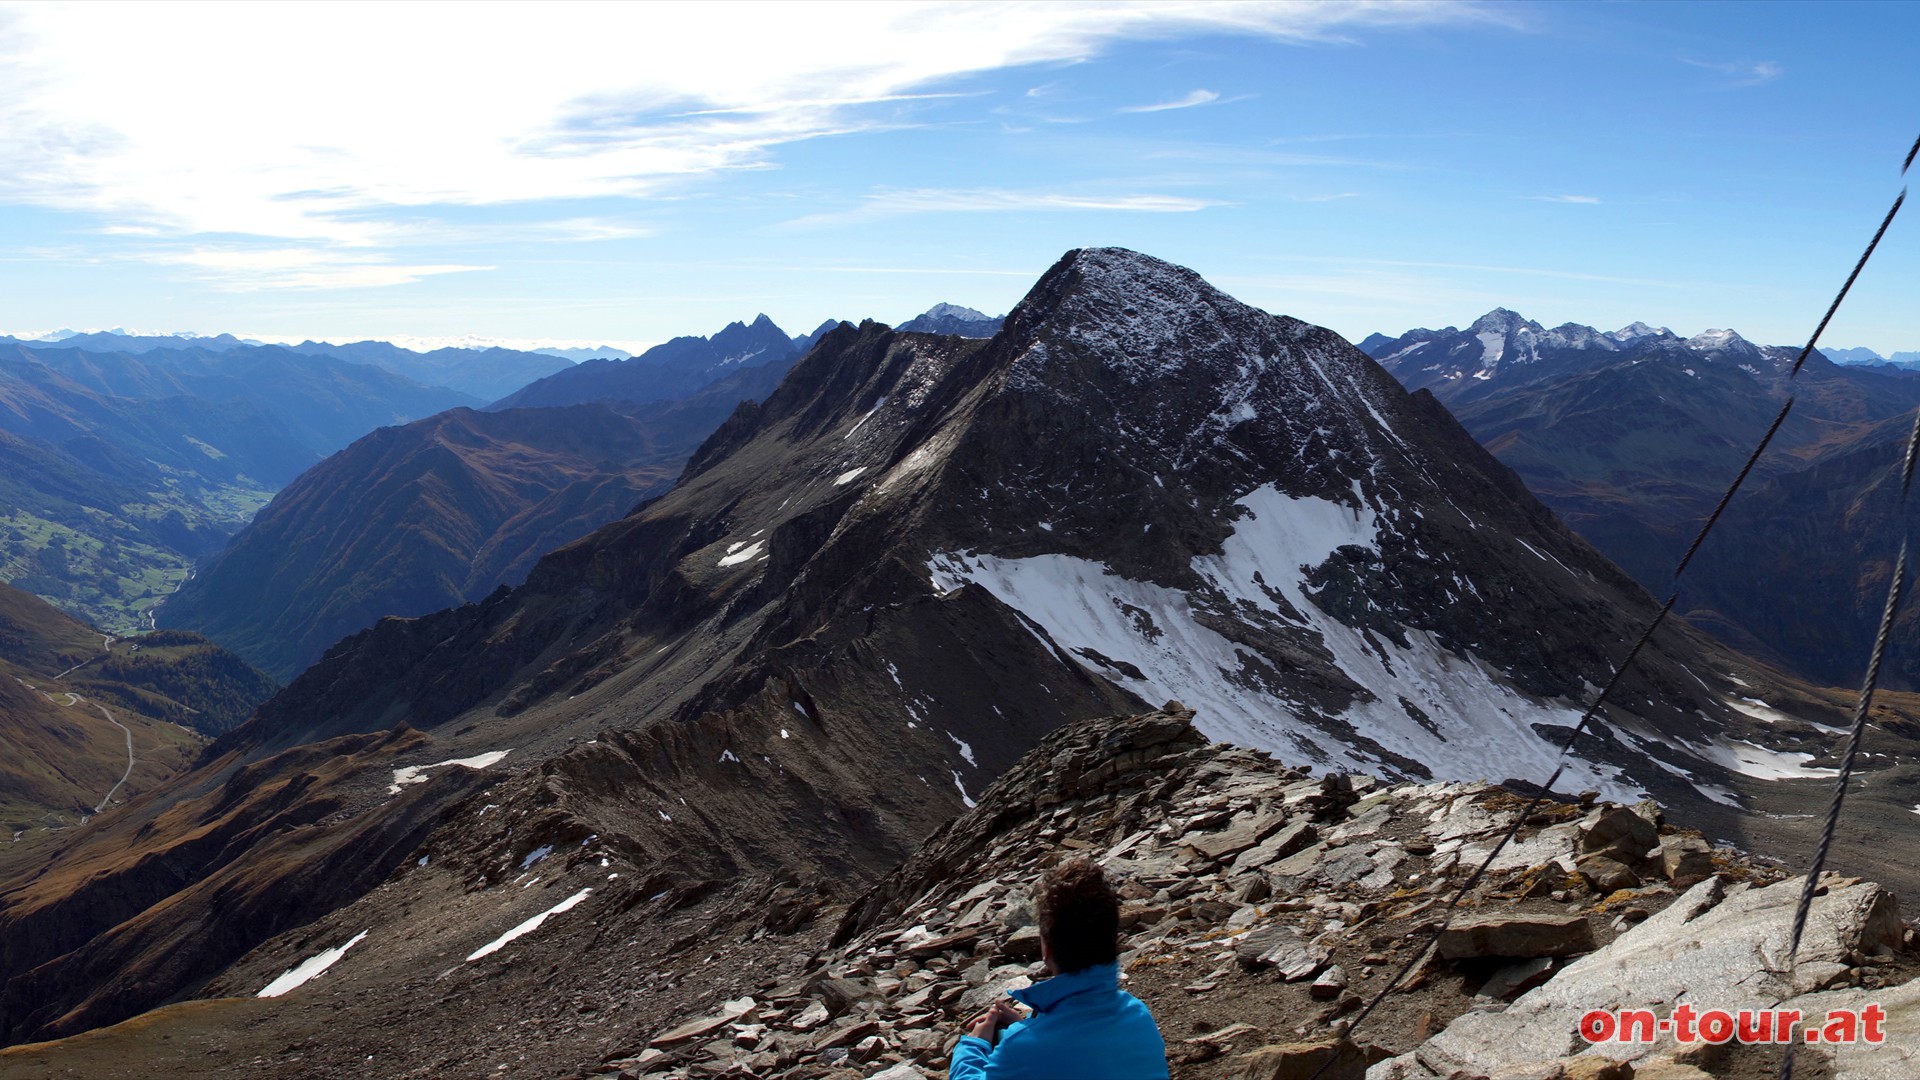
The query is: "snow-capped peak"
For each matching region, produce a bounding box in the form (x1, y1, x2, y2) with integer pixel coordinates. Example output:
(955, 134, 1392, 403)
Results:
(1686, 328, 1747, 351)
(918, 303, 994, 323)
(1609, 321, 1672, 343)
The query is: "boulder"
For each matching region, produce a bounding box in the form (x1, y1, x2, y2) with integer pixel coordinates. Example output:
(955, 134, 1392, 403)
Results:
(1579, 807, 1657, 863)
(1437, 914, 1597, 960)
(1574, 852, 1639, 893)
(1658, 838, 1713, 887)
(1233, 1040, 1385, 1080)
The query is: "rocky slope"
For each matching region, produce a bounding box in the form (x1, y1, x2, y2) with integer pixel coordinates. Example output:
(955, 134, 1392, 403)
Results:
(1366, 312, 1920, 689)
(2, 249, 1905, 1059)
(5, 709, 1915, 1079)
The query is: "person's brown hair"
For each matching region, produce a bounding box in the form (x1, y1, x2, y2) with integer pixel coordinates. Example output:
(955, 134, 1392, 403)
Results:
(1034, 856, 1120, 973)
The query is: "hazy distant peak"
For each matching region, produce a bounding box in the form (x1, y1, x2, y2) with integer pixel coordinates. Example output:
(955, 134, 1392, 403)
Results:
(918, 302, 995, 323)
(1609, 321, 1673, 342)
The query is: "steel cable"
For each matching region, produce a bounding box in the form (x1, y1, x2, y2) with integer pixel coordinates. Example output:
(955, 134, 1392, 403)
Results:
(1315, 132, 1917, 1078)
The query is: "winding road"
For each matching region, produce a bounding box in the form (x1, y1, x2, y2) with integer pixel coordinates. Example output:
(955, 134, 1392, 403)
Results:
(22, 632, 140, 815)
(90, 702, 135, 813)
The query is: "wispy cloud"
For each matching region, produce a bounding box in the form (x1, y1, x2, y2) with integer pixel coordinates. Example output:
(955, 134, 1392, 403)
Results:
(782, 188, 1217, 229)
(1520, 194, 1602, 204)
(1681, 56, 1783, 89)
(1121, 89, 1222, 114)
(0, 0, 1508, 284)
(152, 248, 493, 291)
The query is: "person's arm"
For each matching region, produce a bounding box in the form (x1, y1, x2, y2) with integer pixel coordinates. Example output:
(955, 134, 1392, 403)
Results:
(950, 1000, 1021, 1080)
(949, 1033, 996, 1080)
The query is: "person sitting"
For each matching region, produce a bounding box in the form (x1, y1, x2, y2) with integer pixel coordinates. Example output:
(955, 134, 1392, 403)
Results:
(949, 856, 1170, 1080)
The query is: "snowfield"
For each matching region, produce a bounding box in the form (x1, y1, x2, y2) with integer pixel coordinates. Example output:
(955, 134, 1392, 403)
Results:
(931, 484, 1636, 799)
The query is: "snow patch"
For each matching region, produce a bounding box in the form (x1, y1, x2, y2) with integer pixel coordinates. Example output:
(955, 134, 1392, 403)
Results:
(389, 751, 511, 795)
(466, 889, 592, 961)
(951, 771, 977, 808)
(833, 467, 868, 486)
(519, 845, 553, 870)
(946, 732, 977, 766)
(718, 540, 766, 567)
(258, 930, 369, 997)
(1692, 739, 1838, 781)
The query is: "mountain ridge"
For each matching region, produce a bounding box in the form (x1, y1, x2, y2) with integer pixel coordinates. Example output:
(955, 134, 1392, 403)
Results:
(0, 249, 1901, 1057)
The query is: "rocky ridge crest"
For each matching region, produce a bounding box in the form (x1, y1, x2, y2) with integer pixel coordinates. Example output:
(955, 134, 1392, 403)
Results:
(594, 708, 1919, 1080)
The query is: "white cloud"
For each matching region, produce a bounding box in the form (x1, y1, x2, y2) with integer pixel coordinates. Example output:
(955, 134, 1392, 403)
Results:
(0, 0, 1504, 284)
(153, 248, 492, 291)
(1121, 89, 1222, 113)
(1520, 194, 1602, 204)
(1680, 56, 1783, 88)
(782, 188, 1216, 229)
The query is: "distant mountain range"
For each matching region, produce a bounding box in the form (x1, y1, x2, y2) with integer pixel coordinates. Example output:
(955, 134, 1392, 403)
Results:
(2, 330, 574, 402)
(1, 251, 1887, 1063)
(1367, 309, 1920, 688)
(1817, 345, 1920, 367)
(489, 314, 834, 411)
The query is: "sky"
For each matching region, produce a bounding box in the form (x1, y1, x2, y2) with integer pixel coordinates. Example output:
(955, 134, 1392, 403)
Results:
(0, 0, 1915, 355)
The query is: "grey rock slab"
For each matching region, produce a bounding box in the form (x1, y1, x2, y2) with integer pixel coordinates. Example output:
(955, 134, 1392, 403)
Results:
(1235, 925, 1330, 981)
(1388, 876, 1903, 1077)
(1267, 841, 1331, 880)
(1778, 975, 1920, 1078)
(1232, 820, 1319, 872)
(1188, 812, 1290, 861)
(1457, 823, 1580, 875)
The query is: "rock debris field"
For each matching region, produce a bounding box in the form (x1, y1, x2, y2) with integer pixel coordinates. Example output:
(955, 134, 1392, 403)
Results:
(592, 709, 1920, 1080)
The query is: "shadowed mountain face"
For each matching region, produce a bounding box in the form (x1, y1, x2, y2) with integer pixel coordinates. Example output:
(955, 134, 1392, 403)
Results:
(164, 406, 684, 682)
(164, 342, 823, 683)
(1367, 313, 1920, 688)
(1, 249, 1894, 1053)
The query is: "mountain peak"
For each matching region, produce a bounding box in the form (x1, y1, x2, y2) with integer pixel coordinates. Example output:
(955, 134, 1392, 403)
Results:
(1686, 327, 1748, 350)
(1610, 320, 1673, 342)
(1467, 308, 1539, 336)
(917, 302, 993, 323)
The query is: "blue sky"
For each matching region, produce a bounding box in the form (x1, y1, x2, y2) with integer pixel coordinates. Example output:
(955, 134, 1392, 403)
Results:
(0, 0, 1915, 354)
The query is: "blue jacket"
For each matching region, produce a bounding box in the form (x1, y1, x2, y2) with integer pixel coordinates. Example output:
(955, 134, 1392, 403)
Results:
(949, 963, 1169, 1080)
